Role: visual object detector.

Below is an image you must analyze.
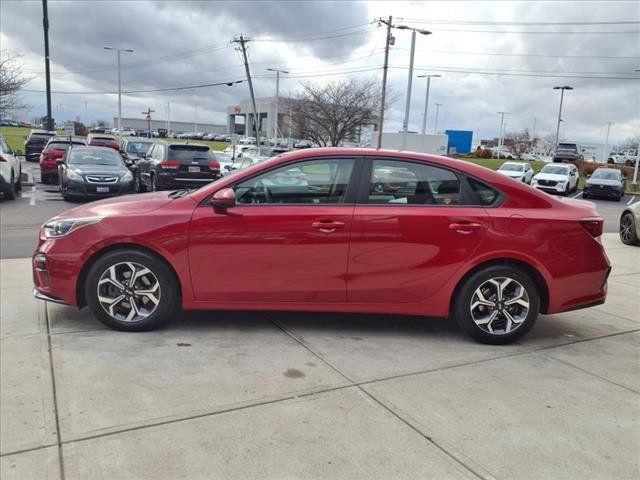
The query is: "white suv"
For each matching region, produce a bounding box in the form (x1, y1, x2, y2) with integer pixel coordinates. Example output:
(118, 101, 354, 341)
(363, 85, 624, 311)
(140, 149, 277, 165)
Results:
(0, 137, 22, 200)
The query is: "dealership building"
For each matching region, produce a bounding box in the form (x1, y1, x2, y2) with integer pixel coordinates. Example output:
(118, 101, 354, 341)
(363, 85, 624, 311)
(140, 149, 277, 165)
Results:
(226, 97, 293, 138)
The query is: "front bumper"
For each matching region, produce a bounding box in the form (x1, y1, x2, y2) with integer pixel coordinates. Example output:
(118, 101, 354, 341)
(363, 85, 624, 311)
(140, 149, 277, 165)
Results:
(33, 288, 70, 305)
(64, 178, 136, 198)
(532, 183, 567, 194)
(583, 186, 623, 199)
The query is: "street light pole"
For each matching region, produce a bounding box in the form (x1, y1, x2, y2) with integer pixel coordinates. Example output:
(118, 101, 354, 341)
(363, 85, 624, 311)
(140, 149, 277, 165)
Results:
(418, 74, 441, 135)
(104, 46, 133, 134)
(267, 68, 289, 141)
(497, 111, 509, 158)
(553, 86, 573, 148)
(603, 122, 612, 163)
(398, 26, 431, 150)
(434, 103, 442, 134)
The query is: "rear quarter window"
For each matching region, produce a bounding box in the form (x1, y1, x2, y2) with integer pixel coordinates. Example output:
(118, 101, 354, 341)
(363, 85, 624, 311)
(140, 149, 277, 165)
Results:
(467, 177, 502, 206)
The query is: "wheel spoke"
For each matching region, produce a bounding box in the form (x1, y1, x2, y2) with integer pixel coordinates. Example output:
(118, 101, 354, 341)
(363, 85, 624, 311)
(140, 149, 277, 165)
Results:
(474, 310, 498, 327)
(98, 265, 125, 290)
(98, 294, 126, 316)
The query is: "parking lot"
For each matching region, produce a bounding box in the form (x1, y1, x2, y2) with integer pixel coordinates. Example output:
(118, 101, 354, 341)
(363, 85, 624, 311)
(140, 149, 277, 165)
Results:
(1, 157, 639, 479)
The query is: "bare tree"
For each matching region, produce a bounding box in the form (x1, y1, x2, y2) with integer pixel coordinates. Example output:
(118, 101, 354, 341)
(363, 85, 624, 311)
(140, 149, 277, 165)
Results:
(622, 134, 640, 153)
(285, 78, 380, 147)
(537, 133, 557, 156)
(505, 129, 531, 159)
(0, 51, 31, 114)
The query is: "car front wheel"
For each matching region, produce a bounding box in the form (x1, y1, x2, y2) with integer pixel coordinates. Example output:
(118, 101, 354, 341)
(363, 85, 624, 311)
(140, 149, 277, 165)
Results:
(453, 266, 540, 344)
(85, 249, 179, 331)
(619, 212, 639, 245)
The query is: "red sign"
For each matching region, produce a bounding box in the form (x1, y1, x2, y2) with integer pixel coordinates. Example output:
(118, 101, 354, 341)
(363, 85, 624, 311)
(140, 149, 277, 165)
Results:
(146, 114, 151, 122)
(234, 106, 241, 114)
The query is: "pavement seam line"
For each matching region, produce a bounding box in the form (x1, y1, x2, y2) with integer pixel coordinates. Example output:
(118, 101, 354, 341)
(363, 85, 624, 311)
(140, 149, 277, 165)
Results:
(44, 301, 66, 480)
(0, 443, 59, 458)
(543, 354, 640, 395)
(267, 316, 488, 480)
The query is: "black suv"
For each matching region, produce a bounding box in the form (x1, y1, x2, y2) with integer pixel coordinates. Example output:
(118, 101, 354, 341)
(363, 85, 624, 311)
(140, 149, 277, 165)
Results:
(136, 142, 222, 191)
(24, 130, 56, 162)
(553, 143, 584, 163)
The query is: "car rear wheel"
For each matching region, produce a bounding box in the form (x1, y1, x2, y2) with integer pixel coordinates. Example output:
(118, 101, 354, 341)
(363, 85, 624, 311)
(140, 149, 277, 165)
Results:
(151, 174, 158, 192)
(4, 173, 16, 200)
(619, 212, 639, 245)
(15, 168, 22, 192)
(85, 249, 178, 331)
(453, 266, 540, 344)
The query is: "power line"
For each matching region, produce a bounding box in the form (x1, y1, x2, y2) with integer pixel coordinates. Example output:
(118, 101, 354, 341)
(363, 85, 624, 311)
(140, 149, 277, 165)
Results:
(390, 64, 638, 75)
(397, 18, 640, 26)
(392, 48, 640, 60)
(21, 79, 244, 95)
(253, 27, 376, 43)
(391, 65, 639, 80)
(425, 28, 639, 34)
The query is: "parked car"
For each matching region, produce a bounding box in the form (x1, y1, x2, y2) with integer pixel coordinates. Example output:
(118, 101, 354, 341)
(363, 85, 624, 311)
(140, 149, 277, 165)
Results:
(40, 136, 86, 184)
(241, 146, 274, 162)
(553, 143, 584, 163)
(491, 148, 515, 160)
(582, 168, 626, 201)
(136, 142, 222, 191)
(0, 136, 21, 200)
(294, 139, 313, 148)
(619, 201, 640, 246)
(531, 163, 579, 195)
(120, 128, 136, 136)
(240, 136, 256, 145)
(120, 138, 155, 163)
(608, 150, 638, 167)
(223, 144, 256, 160)
(24, 130, 56, 162)
(496, 161, 534, 184)
(86, 134, 119, 151)
(57, 146, 136, 201)
(32, 148, 611, 345)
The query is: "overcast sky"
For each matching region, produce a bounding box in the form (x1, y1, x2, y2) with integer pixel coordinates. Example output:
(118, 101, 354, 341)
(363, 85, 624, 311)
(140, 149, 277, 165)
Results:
(1, 0, 638, 144)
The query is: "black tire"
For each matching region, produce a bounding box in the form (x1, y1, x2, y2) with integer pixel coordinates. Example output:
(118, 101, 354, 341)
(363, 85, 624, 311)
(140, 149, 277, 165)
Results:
(452, 265, 540, 345)
(583, 192, 589, 199)
(619, 212, 639, 245)
(615, 194, 622, 202)
(15, 168, 22, 191)
(151, 174, 158, 192)
(4, 173, 16, 200)
(561, 183, 569, 196)
(84, 248, 179, 331)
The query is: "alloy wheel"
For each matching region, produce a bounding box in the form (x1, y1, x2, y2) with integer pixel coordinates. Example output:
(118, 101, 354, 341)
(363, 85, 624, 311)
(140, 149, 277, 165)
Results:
(469, 277, 530, 335)
(620, 215, 634, 243)
(97, 262, 161, 322)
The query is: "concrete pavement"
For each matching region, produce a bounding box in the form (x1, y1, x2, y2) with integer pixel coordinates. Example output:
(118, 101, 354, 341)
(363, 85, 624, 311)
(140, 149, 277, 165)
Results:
(1, 234, 638, 479)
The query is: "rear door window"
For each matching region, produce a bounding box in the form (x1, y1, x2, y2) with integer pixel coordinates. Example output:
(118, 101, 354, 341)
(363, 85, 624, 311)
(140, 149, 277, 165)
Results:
(168, 145, 214, 162)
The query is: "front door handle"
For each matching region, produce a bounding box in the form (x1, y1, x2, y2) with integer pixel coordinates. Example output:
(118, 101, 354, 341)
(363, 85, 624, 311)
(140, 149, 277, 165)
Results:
(312, 220, 345, 233)
(449, 222, 483, 234)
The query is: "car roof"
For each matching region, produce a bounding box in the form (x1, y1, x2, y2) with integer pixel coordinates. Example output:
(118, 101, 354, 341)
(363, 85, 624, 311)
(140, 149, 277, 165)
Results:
(48, 136, 85, 142)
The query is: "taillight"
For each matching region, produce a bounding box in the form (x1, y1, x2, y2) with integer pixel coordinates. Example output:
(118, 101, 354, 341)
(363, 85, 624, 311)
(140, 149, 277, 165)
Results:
(580, 218, 603, 238)
(208, 161, 220, 170)
(0, 155, 6, 162)
(160, 160, 180, 169)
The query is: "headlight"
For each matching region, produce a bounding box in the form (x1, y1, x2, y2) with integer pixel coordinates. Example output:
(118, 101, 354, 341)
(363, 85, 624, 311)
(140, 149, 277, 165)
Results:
(120, 170, 133, 181)
(42, 216, 104, 239)
(67, 169, 82, 180)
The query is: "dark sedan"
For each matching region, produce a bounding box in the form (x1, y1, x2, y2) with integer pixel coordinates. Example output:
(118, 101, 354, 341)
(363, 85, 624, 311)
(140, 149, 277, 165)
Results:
(58, 146, 136, 201)
(583, 168, 626, 201)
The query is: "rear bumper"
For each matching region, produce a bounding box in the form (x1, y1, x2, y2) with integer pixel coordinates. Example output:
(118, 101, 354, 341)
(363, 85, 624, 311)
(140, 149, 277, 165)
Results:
(156, 172, 221, 189)
(583, 187, 623, 199)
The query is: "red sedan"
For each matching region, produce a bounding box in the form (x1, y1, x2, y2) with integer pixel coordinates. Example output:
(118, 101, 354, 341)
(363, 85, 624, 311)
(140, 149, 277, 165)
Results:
(33, 148, 610, 344)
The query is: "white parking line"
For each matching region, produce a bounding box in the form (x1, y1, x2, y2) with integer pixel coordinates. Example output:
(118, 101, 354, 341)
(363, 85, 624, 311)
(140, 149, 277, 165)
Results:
(627, 196, 637, 206)
(571, 191, 583, 199)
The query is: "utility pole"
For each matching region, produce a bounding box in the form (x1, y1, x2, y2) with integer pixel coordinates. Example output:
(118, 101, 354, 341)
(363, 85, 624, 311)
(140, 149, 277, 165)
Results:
(376, 16, 393, 149)
(553, 86, 573, 148)
(603, 121, 613, 163)
(418, 74, 441, 135)
(42, 0, 53, 131)
(267, 68, 289, 141)
(194, 104, 198, 133)
(497, 111, 509, 158)
(401, 29, 417, 150)
(142, 107, 155, 138)
(166, 102, 171, 135)
(434, 103, 442, 134)
(233, 35, 261, 147)
(532, 117, 537, 140)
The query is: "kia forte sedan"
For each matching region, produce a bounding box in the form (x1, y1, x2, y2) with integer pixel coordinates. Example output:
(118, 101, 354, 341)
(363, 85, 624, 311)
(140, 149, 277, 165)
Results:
(33, 148, 610, 344)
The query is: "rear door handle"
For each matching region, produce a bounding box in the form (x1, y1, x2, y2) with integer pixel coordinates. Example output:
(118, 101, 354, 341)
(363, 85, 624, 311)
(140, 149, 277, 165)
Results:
(449, 222, 483, 234)
(312, 220, 345, 233)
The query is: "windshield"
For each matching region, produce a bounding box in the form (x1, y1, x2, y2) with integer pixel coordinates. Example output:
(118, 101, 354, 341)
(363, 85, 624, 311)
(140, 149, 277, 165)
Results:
(557, 144, 577, 151)
(126, 142, 153, 154)
(90, 137, 117, 146)
(499, 163, 524, 172)
(591, 170, 620, 180)
(541, 165, 569, 175)
(46, 142, 83, 151)
(68, 148, 122, 166)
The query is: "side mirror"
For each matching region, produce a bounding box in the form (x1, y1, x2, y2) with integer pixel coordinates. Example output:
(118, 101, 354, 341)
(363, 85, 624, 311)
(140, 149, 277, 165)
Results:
(128, 164, 138, 172)
(56, 159, 65, 165)
(586, 173, 591, 178)
(211, 188, 236, 209)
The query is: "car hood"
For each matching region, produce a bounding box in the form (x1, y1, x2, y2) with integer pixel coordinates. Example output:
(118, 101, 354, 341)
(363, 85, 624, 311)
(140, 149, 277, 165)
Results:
(53, 192, 177, 219)
(534, 172, 569, 182)
(69, 164, 126, 175)
(585, 178, 621, 187)
(497, 170, 524, 178)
